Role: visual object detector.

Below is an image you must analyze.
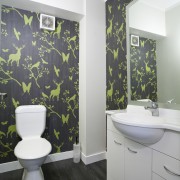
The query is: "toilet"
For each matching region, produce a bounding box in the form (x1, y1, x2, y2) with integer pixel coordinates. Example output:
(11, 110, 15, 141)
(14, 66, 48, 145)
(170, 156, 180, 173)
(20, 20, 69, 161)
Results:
(14, 105, 52, 180)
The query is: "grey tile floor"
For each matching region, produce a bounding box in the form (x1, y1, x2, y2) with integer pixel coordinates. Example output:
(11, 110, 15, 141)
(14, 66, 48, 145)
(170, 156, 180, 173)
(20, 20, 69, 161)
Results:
(0, 159, 106, 180)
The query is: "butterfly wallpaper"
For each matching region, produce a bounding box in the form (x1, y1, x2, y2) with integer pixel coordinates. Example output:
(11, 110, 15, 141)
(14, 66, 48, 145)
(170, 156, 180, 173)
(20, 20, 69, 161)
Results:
(106, 0, 132, 110)
(0, 6, 79, 163)
(130, 36, 157, 101)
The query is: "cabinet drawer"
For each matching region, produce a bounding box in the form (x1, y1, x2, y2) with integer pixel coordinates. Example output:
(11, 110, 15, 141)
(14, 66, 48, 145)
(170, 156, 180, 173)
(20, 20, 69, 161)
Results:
(152, 173, 165, 180)
(153, 150, 180, 180)
(150, 130, 180, 160)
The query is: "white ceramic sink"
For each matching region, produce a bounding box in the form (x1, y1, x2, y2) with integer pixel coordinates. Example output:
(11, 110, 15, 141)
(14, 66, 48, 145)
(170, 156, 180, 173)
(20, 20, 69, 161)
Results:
(111, 113, 165, 144)
(111, 105, 180, 144)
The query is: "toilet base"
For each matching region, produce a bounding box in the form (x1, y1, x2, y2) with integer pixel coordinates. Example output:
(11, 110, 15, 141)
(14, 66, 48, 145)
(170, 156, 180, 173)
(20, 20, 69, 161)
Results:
(22, 167, 44, 180)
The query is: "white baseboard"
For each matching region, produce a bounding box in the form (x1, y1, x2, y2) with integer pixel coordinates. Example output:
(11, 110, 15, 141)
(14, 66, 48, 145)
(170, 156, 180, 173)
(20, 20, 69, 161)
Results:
(44, 151, 73, 164)
(81, 151, 106, 165)
(0, 150, 106, 173)
(0, 151, 73, 174)
(0, 161, 22, 174)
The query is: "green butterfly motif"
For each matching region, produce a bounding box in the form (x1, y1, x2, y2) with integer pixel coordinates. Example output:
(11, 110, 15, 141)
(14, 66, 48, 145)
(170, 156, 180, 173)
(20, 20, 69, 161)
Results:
(62, 114, 69, 125)
(12, 98, 20, 108)
(22, 82, 32, 94)
(69, 76, 73, 81)
(141, 84, 146, 92)
(2, 49, 9, 52)
(62, 52, 70, 63)
(54, 129, 60, 140)
(54, 65, 60, 77)
(23, 14, 33, 28)
(69, 136, 73, 142)
(13, 28, 21, 40)
(1, 121, 8, 125)
(113, 48, 118, 60)
(45, 85, 50, 89)
(32, 41, 36, 46)
(140, 40, 145, 48)
(7, 125, 16, 138)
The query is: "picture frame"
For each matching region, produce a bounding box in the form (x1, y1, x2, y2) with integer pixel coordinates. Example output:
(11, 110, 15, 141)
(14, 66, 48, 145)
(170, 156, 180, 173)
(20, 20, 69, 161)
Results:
(131, 35, 139, 47)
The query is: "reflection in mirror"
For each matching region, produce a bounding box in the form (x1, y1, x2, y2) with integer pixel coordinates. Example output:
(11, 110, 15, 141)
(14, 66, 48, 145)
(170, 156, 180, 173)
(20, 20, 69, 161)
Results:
(130, 36, 157, 102)
(127, 0, 180, 107)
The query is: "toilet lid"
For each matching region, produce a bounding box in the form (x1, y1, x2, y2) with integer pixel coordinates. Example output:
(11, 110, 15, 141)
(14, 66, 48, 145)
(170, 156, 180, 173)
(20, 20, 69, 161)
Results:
(14, 138, 52, 159)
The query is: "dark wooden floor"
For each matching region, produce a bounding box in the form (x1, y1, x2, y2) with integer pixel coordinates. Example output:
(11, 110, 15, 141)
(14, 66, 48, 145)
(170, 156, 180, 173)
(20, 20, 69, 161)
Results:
(0, 159, 106, 180)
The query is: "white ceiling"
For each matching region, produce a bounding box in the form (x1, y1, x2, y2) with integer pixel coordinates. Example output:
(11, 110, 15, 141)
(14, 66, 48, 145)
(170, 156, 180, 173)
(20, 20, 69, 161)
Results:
(139, 0, 180, 11)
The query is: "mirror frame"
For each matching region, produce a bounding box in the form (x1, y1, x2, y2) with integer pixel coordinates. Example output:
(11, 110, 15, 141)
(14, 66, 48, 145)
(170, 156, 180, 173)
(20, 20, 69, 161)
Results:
(126, 0, 180, 110)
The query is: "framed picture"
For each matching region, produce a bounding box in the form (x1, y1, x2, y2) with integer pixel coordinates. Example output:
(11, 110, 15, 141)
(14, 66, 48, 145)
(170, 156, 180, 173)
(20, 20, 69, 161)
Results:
(131, 35, 139, 47)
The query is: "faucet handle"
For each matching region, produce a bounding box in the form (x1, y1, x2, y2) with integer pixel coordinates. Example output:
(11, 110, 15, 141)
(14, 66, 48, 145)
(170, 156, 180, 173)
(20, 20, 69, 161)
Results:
(151, 102, 158, 109)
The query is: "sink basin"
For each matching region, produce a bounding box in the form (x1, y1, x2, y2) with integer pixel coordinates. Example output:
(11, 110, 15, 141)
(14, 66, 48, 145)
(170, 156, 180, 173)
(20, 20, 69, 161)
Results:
(111, 113, 165, 144)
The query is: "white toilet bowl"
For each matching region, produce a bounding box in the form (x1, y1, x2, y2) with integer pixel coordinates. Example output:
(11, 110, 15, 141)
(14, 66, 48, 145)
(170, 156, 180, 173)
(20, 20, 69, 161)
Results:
(14, 105, 52, 180)
(15, 138, 51, 180)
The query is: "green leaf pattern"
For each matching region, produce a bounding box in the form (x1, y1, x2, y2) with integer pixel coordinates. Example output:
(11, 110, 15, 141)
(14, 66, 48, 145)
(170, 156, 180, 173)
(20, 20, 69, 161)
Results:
(106, 0, 131, 110)
(0, 6, 79, 163)
(130, 37, 157, 101)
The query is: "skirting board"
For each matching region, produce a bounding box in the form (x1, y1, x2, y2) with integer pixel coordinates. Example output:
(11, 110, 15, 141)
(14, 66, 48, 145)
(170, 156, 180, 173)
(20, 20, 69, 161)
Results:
(0, 151, 106, 173)
(0, 151, 73, 174)
(81, 151, 106, 165)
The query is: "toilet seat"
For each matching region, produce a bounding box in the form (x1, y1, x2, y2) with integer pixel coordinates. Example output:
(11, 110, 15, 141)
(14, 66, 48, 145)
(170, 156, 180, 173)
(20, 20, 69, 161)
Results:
(14, 138, 52, 159)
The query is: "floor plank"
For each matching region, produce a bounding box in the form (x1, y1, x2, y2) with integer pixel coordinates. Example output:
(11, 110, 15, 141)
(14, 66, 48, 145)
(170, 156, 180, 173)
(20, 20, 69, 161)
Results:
(0, 159, 106, 180)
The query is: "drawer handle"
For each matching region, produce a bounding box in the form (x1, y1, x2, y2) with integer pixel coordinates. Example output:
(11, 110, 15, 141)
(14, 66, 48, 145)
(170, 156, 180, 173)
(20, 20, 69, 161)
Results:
(164, 166, 180, 177)
(128, 147, 137, 154)
(114, 140, 122, 145)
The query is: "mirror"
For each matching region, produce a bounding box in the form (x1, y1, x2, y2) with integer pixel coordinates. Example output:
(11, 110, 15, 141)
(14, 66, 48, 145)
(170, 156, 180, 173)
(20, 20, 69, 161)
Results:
(126, 0, 180, 109)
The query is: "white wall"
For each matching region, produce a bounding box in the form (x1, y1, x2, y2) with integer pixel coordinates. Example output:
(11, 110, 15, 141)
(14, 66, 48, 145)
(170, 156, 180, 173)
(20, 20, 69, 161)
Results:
(79, 0, 106, 158)
(157, 4, 180, 104)
(29, 0, 85, 15)
(0, 0, 84, 21)
(129, 1, 166, 37)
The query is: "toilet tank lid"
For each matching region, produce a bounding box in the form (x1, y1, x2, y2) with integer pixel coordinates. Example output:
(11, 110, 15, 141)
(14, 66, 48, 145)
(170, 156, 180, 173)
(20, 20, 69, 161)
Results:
(15, 105, 46, 114)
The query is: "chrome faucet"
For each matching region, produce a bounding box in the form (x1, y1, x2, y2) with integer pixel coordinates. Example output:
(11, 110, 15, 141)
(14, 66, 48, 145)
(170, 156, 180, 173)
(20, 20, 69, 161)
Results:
(167, 98, 175, 104)
(144, 101, 159, 116)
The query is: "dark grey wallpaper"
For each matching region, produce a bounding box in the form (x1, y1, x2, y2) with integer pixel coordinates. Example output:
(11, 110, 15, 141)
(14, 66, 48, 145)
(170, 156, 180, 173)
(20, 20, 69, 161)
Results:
(106, 0, 132, 110)
(0, 6, 79, 163)
(130, 36, 157, 101)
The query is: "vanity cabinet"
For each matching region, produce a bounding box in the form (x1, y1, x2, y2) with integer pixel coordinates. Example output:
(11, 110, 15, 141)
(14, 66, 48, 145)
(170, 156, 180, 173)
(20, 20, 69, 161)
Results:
(124, 138, 152, 180)
(106, 114, 180, 180)
(107, 114, 152, 180)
